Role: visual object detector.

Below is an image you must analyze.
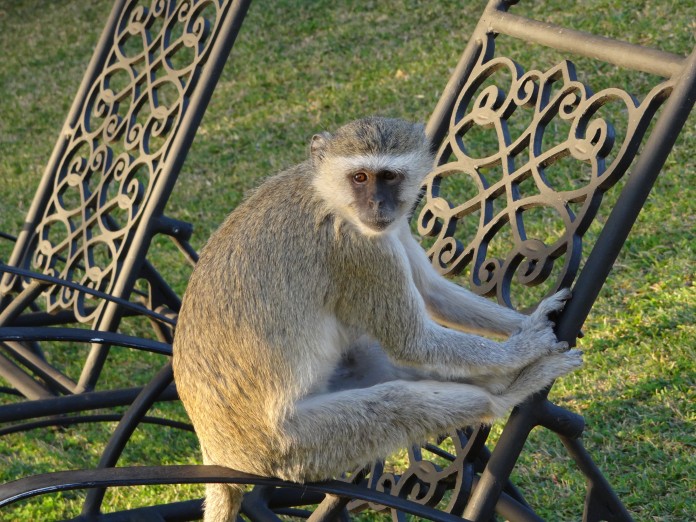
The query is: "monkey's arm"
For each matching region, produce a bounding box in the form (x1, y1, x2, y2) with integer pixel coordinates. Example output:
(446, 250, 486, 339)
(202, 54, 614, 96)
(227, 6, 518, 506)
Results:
(361, 274, 568, 380)
(334, 229, 568, 380)
(396, 223, 525, 337)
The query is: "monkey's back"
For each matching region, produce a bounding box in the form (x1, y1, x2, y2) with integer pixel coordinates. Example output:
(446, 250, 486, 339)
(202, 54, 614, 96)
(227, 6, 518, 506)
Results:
(173, 164, 342, 467)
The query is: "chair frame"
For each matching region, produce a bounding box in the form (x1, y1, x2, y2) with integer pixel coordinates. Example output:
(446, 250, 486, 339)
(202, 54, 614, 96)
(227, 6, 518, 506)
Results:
(0, 0, 251, 407)
(1, 0, 694, 520)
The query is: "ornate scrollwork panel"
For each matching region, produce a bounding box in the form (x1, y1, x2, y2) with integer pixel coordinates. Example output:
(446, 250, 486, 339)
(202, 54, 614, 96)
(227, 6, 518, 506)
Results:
(23, 0, 234, 324)
(417, 34, 673, 309)
(357, 32, 678, 517)
(347, 427, 491, 518)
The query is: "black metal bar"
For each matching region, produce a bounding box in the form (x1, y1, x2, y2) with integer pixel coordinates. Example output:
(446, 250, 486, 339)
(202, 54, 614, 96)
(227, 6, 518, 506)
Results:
(494, 491, 545, 522)
(0, 465, 470, 521)
(11, 309, 94, 327)
(0, 279, 44, 325)
(148, 316, 175, 345)
(9, 304, 166, 327)
(1, 340, 76, 394)
(274, 507, 313, 518)
(486, 8, 684, 78)
(0, 352, 52, 400)
(0, 326, 172, 356)
(306, 495, 351, 522)
(0, 264, 176, 326)
(95, 498, 203, 522)
(242, 486, 284, 522)
(536, 399, 585, 440)
(81, 363, 176, 517)
(424, 28, 486, 149)
(0, 414, 193, 437)
(0, 386, 22, 397)
(170, 236, 200, 266)
(462, 401, 538, 521)
(0, 385, 178, 423)
(139, 259, 183, 314)
(555, 48, 696, 344)
(153, 216, 194, 243)
(266, 487, 326, 509)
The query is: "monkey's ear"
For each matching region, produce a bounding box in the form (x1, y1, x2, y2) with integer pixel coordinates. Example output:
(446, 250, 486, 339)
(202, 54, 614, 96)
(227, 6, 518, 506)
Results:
(310, 132, 331, 162)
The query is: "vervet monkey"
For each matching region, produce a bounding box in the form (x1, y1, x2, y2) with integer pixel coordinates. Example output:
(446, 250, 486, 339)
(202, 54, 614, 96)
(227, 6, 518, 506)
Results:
(173, 117, 582, 521)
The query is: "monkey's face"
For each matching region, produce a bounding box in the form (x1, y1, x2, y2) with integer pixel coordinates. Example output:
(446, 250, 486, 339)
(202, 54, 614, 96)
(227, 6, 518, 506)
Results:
(311, 117, 434, 235)
(347, 168, 404, 232)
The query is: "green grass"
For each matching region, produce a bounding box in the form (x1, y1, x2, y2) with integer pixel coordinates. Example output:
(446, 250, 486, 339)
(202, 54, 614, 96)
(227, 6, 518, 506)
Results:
(0, 0, 694, 520)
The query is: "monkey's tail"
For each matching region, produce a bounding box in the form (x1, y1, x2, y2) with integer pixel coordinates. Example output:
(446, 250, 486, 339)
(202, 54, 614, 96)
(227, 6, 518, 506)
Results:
(203, 483, 243, 522)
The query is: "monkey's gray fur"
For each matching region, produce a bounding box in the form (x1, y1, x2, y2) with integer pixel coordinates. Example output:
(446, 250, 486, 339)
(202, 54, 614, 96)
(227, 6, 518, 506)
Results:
(173, 117, 582, 521)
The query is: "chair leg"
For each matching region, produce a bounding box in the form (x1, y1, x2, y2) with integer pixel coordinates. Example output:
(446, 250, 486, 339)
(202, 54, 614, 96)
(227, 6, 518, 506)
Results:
(80, 363, 176, 519)
(242, 486, 283, 522)
(560, 436, 634, 522)
(0, 351, 52, 399)
(463, 397, 633, 521)
(463, 404, 537, 521)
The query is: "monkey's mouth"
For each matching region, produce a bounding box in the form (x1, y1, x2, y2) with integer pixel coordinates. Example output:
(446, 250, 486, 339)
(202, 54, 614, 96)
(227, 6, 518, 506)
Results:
(363, 216, 395, 231)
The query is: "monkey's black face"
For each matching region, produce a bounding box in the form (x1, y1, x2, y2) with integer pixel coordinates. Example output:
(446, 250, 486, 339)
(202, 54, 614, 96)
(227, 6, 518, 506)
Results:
(349, 169, 404, 232)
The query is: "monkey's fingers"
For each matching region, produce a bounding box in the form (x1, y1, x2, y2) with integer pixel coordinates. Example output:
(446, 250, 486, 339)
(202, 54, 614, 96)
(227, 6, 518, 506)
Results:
(534, 288, 572, 326)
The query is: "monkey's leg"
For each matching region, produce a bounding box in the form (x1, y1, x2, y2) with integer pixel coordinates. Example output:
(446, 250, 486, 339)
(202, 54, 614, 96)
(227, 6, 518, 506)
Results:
(328, 336, 429, 392)
(279, 350, 581, 483)
(202, 483, 242, 522)
(328, 336, 511, 394)
(280, 380, 496, 482)
(201, 449, 244, 522)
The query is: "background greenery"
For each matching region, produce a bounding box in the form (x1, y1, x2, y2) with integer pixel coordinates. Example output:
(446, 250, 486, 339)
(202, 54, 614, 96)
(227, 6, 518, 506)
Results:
(0, 0, 693, 520)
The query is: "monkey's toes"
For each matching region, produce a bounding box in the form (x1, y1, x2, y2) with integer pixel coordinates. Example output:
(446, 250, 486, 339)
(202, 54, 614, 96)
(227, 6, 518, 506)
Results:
(549, 340, 570, 354)
(554, 349, 584, 374)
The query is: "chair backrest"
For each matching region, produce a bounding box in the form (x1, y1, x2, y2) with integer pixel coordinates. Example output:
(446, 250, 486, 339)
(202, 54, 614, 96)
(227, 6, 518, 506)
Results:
(0, 0, 249, 328)
(348, 0, 694, 516)
(418, 0, 694, 341)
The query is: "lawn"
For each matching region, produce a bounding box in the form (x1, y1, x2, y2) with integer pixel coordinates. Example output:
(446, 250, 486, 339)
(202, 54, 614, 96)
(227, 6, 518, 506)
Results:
(0, 0, 694, 520)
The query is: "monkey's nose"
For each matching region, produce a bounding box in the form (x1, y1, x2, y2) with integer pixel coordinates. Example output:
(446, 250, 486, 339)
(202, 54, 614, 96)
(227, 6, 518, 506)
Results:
(369, 199, 383, 210)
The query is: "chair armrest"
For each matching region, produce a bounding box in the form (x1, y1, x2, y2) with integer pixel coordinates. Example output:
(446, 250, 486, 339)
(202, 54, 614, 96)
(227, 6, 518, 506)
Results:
(0, 464, 464, 521)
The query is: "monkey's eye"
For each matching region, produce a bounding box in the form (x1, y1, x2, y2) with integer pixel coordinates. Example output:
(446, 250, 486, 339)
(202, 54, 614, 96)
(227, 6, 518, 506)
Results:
(382, 171, 398, 181)
(352, 172, 368, 184)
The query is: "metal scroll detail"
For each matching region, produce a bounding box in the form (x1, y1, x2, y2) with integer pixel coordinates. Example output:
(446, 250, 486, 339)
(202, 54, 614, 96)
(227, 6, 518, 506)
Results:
(355, 34, 677, 517)
(417, 34, 673, 309)
(347, 427, 491, 517)
(28, 0, 230, 323)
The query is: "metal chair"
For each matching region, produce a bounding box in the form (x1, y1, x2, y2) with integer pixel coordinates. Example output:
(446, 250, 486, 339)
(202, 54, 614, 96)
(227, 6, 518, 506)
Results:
(0, 0, 250, 423)
(1, 0, 694, 520)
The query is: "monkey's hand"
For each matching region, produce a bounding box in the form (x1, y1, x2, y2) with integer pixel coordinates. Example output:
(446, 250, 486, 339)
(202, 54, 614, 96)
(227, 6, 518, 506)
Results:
(502, 289, 571, 370)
